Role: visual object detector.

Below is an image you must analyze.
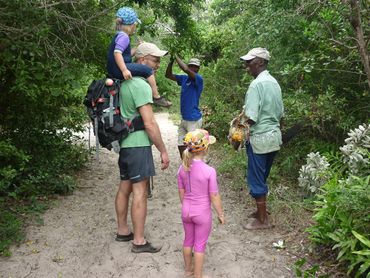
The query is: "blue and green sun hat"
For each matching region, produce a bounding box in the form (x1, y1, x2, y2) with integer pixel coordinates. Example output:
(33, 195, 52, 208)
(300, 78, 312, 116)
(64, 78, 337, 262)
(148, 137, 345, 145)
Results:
(116, 7, 141, 25)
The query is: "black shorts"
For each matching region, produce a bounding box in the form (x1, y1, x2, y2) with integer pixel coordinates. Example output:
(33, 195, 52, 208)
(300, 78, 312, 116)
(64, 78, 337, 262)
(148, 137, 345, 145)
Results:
(118, 147, 155, 183)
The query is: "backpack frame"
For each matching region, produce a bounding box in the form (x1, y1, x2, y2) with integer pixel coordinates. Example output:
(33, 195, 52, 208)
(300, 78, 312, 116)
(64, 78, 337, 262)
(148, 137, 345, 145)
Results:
(84, 78, 144, 156)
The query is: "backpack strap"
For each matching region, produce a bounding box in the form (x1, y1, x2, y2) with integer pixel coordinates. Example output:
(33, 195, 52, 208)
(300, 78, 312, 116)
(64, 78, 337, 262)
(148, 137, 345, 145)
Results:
(116, 78, 144, 134)
(107, 80, 119, 128)
(108, 93, 114, 127)
(125, 113, 145, 133)
(94, 116, 100, 161)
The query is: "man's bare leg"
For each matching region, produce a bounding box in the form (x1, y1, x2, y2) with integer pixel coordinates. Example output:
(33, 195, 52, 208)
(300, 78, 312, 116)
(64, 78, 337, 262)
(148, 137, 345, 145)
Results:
(244, 195, 272, 230)
(131, 178, 148, 245)
(115, 180, 133, 235)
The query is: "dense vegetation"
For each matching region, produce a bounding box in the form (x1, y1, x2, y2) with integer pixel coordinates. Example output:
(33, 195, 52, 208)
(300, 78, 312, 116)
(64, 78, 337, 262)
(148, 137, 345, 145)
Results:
(1, 0, 369, 275)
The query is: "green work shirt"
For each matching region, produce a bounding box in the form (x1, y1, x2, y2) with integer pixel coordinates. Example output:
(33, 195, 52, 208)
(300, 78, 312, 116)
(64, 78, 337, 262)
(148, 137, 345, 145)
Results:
(119, 77, 153, 148)
(244, 70, 284, 154)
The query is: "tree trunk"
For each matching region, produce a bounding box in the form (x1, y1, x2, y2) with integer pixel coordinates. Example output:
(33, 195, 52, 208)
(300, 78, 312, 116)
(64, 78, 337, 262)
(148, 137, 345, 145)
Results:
(348, 0, 370, 88)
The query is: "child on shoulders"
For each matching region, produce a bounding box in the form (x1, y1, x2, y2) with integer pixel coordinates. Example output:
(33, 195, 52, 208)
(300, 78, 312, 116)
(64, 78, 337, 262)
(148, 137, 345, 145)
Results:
(107, 7, 171, 107)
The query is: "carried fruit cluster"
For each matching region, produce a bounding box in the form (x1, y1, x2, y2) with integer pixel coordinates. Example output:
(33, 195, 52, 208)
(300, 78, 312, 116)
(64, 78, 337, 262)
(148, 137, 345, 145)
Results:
(230, 127, 244, 142)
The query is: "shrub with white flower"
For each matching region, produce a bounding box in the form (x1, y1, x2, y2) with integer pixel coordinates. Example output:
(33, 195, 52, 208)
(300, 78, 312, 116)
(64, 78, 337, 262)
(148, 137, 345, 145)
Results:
(298, 152, 331, 193)
(339, 124, 370, 176)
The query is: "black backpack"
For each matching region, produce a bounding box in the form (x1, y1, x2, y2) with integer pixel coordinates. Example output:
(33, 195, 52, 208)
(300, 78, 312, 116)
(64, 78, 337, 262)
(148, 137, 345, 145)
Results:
(83, 78, 144, 152)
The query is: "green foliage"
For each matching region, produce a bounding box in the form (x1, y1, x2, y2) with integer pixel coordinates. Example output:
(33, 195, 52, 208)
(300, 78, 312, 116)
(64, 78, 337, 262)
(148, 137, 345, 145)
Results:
(0, 141, 30, 196)
(193, 1, 369, 275)
(0, 131, 88, 198)
(276, 136, 338, 181)
(298, 152, 331, 194)
(0, 195, 50, 256)
(0, 1, 368, 271)
(202, 97, 237, 140)
(297, 124, 370, 275)
(0, 205, 23, 256)
(214, 143, 246, 190)
(0, 0, 118, 256)
(147, 0, 204, 55)
(293, 258, 329, 278)
(198, 0, 369, 144)
(217, 145, 246, 174)
(0, 1, 110, 200)
(351, 230, 370, 277)
(0, 0, 208, 256)
(307, 175, 370, 276)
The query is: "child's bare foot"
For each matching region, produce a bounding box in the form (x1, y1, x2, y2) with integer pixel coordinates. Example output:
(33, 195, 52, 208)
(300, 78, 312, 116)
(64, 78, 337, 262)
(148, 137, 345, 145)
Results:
(184, 270, 193, 277)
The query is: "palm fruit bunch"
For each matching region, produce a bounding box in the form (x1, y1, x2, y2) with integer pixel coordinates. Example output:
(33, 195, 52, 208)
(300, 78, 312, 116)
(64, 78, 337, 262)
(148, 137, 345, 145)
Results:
(228, 114, 249, 151)
(230, 127, 244, 142)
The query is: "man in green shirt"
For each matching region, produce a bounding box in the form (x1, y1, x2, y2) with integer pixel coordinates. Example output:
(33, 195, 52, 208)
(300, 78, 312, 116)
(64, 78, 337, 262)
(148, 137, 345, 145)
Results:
(241, 47, 284, 230)
(115, 42, 170, 253)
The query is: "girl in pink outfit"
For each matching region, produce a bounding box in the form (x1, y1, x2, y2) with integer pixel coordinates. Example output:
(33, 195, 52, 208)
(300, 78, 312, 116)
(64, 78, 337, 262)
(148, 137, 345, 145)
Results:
(177, 129, 225, 278)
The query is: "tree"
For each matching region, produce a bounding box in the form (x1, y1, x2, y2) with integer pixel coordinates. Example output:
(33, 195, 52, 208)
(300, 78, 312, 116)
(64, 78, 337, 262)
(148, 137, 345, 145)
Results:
(0, 0, 202, 198)
(345, 0, 370, 87)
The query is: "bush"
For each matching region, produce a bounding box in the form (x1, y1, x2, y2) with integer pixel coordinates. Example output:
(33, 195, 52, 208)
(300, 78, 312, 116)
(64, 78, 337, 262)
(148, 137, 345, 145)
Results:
(0, 130, 88, 199)
(0, 141, 30, 197)
(0, 205, 23, 256)
(306, 124, 370, 277)
(308, 175, 370, 276)
(298, 152, 330, 194)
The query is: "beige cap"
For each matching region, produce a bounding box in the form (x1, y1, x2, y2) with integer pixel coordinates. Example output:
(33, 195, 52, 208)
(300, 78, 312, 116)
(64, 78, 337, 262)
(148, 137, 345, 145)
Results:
(240, 47, 270, 61)
(135, 42, 168, 58)
(188, 58, 201, 67)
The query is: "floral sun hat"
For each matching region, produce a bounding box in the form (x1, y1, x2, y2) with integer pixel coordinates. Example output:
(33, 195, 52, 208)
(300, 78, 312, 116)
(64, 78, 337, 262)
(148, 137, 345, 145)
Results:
(116, 7, 141, 25)
(184, 129, 216, 153)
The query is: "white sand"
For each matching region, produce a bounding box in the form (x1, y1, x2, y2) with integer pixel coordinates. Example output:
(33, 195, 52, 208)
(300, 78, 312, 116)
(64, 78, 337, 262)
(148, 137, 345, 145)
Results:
(0, 113, 293, 278)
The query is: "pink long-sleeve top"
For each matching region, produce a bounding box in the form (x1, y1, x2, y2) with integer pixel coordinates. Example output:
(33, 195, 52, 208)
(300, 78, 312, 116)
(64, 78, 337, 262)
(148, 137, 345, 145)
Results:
(177, 160, 219, 217)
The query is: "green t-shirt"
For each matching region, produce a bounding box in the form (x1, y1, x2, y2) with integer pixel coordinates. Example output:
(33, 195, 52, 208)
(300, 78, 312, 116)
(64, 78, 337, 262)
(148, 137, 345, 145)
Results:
(119, 77, 153, 148)
(244, 70, 284, 154)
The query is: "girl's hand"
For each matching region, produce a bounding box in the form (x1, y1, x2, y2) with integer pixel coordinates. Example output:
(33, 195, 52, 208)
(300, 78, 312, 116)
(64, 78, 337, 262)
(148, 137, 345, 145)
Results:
(218, 214, 225, 224)
(123, 69, 132, 80)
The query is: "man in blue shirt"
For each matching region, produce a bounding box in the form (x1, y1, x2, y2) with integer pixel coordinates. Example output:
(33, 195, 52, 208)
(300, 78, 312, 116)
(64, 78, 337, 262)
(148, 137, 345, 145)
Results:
(166, 56, 204, 158)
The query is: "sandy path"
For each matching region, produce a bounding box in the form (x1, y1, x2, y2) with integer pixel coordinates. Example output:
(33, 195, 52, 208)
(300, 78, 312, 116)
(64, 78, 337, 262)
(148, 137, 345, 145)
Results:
(0, 113, 293, 278)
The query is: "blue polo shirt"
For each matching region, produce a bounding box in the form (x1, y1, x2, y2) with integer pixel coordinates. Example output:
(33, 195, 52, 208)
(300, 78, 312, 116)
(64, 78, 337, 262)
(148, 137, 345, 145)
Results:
(175, 73, 203, 121)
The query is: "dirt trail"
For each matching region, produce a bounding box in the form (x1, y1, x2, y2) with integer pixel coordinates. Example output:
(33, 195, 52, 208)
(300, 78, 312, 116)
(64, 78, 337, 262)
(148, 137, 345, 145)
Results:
(0, 113, 294, 278)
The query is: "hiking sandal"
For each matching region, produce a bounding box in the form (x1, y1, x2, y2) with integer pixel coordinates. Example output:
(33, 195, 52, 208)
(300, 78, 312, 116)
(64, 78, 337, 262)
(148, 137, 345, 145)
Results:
(115, 232, 134, 242)
(131, 241, 162, 253)
(153, 96, 172, 107)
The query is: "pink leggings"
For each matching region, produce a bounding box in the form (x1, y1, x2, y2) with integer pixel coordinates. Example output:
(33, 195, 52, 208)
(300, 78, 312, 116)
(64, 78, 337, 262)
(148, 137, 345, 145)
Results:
(182, 213, 212, 253)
